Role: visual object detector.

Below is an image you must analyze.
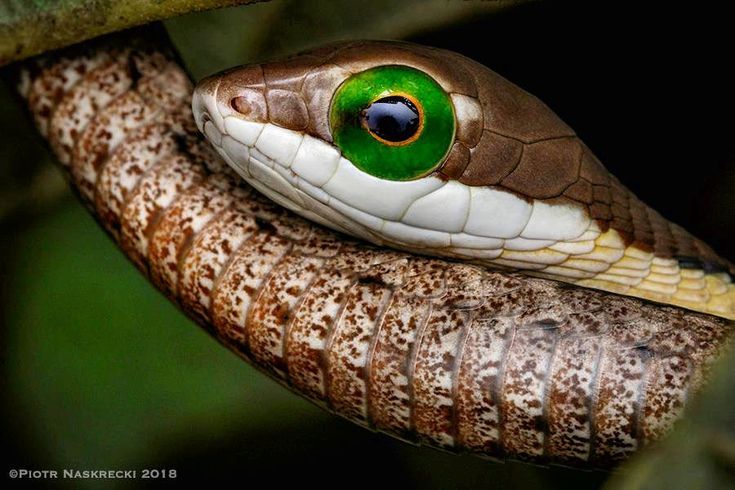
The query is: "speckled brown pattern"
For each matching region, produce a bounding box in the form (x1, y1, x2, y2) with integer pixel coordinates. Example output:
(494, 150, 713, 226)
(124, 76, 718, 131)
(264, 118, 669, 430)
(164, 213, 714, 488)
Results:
(18, 32, 733, 469)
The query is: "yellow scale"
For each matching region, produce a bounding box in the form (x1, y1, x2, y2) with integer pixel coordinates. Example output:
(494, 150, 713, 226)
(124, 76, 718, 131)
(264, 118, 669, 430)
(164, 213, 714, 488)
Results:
(493, 227, 734, 319)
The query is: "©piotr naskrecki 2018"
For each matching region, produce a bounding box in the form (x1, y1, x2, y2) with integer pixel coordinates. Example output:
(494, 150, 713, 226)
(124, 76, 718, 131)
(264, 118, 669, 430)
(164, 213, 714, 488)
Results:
(7, 468, 178, 480)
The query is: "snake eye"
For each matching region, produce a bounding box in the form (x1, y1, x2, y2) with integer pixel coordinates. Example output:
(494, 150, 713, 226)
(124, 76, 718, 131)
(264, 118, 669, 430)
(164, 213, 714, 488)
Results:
(361, 95, 421, 144)
(329, 65, 455, 181)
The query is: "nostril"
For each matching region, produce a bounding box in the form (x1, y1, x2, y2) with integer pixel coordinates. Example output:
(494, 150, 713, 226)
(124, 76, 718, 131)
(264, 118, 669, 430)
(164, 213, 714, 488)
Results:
(230, 97, 243, 112)
(229, 89, 268, 123)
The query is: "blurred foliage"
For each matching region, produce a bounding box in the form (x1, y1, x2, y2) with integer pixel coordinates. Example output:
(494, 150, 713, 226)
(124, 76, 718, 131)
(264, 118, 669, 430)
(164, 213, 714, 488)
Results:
(165, 0, 526, 80)
(1, 1, 734, 488)
(0, 0, 262, 65)
(0, 80, 67, 224)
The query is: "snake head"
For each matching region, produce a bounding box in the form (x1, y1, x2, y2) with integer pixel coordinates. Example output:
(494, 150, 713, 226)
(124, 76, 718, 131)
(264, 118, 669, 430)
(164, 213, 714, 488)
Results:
(192, 40, 591, 251)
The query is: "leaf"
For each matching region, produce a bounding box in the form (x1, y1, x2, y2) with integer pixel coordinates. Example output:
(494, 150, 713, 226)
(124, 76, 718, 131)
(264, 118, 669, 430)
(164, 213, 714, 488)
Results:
(251, 0, 531, 59)
(0, 0, 266, 65)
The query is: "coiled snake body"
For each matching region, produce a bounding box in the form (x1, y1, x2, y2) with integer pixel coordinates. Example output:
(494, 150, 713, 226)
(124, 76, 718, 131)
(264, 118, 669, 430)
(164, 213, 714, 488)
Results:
(17, 30, 733, 469)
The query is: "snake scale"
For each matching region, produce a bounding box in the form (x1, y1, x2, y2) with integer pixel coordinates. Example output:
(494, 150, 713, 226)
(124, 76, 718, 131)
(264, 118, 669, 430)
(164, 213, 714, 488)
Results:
(15, 29, 733, 469)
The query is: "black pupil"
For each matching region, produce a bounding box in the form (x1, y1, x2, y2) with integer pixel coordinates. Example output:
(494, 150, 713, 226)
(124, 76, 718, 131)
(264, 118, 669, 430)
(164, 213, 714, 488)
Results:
(361, 95, 420, 143)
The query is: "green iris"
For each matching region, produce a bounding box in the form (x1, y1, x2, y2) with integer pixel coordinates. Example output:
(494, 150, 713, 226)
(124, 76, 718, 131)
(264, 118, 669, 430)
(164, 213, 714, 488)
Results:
(329, 65, 455, 181)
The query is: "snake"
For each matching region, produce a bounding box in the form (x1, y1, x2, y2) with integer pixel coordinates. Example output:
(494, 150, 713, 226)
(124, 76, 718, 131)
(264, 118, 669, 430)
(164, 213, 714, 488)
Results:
(16, 28, 733, 469)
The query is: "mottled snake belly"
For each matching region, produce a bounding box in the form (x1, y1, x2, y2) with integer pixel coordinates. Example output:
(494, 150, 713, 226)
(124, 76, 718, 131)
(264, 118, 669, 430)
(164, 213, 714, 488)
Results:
(16, 31, 733, 469)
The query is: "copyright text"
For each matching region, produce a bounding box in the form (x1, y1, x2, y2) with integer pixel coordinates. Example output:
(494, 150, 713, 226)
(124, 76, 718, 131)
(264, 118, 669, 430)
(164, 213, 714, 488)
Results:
(8, 469, 177, 479)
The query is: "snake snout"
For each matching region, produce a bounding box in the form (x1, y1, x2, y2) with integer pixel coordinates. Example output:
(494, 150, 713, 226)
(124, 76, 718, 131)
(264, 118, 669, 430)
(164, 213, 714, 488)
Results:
(196, 64, 293, 125)
(192, 64, 267, 136)
(191, 75, 223, 137)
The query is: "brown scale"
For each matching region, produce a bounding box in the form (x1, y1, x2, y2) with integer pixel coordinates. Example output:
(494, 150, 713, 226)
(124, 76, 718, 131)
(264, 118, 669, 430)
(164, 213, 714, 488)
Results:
(16, 31, 733, 470)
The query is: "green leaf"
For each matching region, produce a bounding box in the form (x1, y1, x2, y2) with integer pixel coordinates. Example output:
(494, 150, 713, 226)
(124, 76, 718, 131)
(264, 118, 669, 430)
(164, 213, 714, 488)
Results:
(0, 0, 266, 65)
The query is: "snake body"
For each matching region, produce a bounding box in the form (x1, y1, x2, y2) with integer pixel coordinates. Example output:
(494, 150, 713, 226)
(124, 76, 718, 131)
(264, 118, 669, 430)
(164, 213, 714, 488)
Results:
(17, 31, 733, 468)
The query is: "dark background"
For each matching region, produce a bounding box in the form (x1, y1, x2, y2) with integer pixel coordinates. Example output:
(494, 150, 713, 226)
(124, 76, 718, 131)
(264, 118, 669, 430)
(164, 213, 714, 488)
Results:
(2, 1, 733, 488)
